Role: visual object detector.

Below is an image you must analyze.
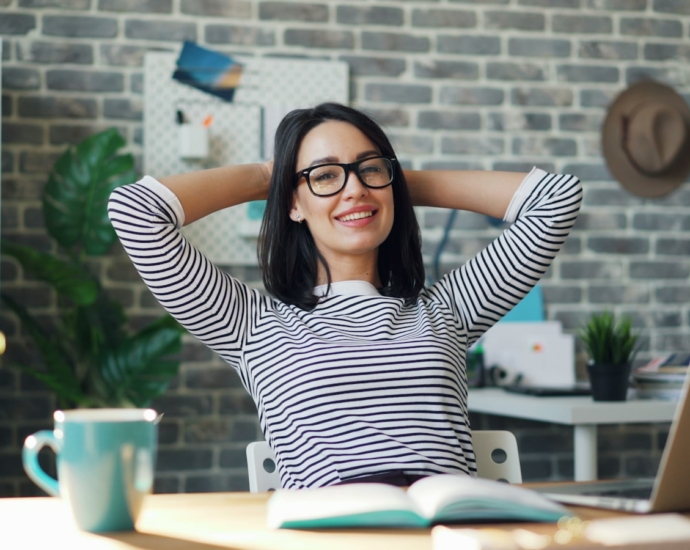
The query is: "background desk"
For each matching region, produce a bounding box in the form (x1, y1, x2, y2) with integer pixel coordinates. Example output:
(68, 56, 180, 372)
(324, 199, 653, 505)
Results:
(1, 492, 684, 550)
(468, 389, 678, 481)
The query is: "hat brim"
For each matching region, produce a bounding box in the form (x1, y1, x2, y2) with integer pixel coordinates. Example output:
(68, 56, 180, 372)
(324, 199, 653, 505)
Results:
(602, 80, 690, 198)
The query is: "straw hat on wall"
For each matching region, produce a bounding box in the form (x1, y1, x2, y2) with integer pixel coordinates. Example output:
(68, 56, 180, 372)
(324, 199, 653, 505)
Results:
(602, 80, 690, 198)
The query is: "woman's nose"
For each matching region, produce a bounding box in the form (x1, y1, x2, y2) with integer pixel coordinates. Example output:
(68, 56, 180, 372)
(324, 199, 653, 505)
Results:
(341, 169, 368, 199)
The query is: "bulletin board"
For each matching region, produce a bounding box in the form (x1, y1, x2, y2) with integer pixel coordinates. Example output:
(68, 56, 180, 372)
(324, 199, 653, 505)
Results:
(144, 52, 348, 265)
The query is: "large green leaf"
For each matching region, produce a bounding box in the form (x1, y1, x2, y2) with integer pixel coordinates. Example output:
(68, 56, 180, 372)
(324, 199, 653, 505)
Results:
(100, 316, 185, 407)
(1, 293, 83, 402)
(43, 128, 136, 257)
(2, 241, 98, 306)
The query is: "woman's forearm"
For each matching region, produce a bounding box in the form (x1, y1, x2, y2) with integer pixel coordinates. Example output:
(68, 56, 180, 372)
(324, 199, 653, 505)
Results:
(405, 170, 527, 219)
(158, 163, 271, 226)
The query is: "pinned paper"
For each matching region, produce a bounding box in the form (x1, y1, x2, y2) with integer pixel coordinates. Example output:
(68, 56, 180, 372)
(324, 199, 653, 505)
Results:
(173, 41, 243, 102)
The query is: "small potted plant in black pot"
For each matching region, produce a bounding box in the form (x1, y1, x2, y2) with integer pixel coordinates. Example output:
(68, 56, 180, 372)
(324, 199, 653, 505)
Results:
(579, 312, 638, 402)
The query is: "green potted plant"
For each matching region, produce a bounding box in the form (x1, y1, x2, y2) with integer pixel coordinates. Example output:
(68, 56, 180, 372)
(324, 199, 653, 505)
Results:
(579, 311, 638, 402)
(1, 128, 185, 409)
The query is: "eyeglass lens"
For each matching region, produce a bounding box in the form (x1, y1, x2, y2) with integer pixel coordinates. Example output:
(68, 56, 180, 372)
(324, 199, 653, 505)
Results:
(308, 158, 393, 196)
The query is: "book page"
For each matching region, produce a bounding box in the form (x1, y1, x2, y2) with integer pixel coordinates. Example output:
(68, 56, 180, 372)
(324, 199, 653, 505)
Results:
(406, 474, 568, 522)
(267, 482, 426, 529)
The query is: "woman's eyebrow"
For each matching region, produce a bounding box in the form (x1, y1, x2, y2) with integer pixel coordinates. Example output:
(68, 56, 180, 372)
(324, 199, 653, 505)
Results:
(308, 150, 380, 167)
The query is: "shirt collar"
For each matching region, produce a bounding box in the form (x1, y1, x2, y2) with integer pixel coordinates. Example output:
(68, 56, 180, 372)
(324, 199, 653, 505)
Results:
(313, 280, 381, 297)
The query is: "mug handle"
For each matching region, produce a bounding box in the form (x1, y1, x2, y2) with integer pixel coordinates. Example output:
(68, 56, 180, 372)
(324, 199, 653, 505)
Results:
(22, 430, 61, 497)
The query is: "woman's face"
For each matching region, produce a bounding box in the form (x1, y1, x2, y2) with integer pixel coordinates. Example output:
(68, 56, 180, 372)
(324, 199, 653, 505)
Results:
(291, 120, 395, 272)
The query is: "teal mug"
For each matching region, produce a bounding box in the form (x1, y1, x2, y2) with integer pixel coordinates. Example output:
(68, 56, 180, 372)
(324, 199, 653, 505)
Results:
(23, 408, 158, 533)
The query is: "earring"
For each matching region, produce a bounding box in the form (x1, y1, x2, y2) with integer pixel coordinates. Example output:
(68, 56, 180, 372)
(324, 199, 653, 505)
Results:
(296, 214, 303, 224)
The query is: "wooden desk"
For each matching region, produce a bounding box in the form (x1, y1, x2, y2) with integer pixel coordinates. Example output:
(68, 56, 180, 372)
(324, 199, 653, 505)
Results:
(1, 492, 686, 550)
(469, 388, 677, 481)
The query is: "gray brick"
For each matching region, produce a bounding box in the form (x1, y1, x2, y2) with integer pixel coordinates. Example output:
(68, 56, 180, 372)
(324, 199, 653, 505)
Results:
(414, 60, 478, 80)
(2, 67, 40, 90)
(43, 15, 117, 38)
(562, 236, 582, 254)
(552, 15, 612, 34)
(153, 477, 179, 494)
(557, 64, 619, 83)
(520, 0, 580, 5)
(19, 151, 60, 173)
(1, 178, 45, 200)
(339, 6, 403, 26)
(130, 73, 144, 94)
(599, 432, 652, 452)
(580, 88, 617, 108)
(365, 83, 432, 104)
(644, 43, 690, 62)
(633, 213, 690, 231)
(1, 150, 13, 173)
(103, 98, 142, 121)
(340, 55, 405, 77)
(561, 261, 624, 279)
(511, 87, 573, 107)
(157, 449, 212, 471)
(567, 164, 617, 183)
(260, 2, 328, 21)
(24, 206, 45, 228)
(152, 395, 213, 417)
(574, 212, 626, 230)
(20, 0, 89, 7)
(389, 135, 434, 155)
(99, 0, 172, 12)
(411, 8, 476, 28)
(425, 209, 487, 229)
(653, 0, 690, 14)
(656, 239, 690, 255)
(631, 261, 690, 279)
(521, 432, 572, 453)
(0, 14, 36, 35)
(285, 29, 353, 49)
(219, 394, 257, 415)
(487, 62, 545, 81)
(0, 396, 52, 421)
(449, 0, 509, 3)
(219, 448, 246, 468)
(47, 69, 123, 92)
(579, 40, 637, 60)
(106, 258, 141, 281)
(620, 18, 683, 37)
(181, 0, 250, 17)
(125, 20, 196, 42)
(184, 473, 249, 493)
(484, 11, 545, 31)
(18, 40, 93, 64)
(541, 285, 582, 304)
(656, 286, 690, 304)
(441, 86, 504, 106)
(626, 66, 682, 86)
(18, 97, 97, 119)
(184, 418, 232, 443)
(487, 112, 551, 131)
(100, 44, 153, 66)
(509, 38, 571, 58)
(626, 456, 660, 478)
(363, 108, 410, 128)
(559, 113, 604, 132)
(588, 237, 649, 254)
(2, 124, 43, 145)
(513, 137, 577, 157)
(521, 458, 552, 481)
(442, 137, 504, 155)
(0, 94, 14, 116)
(362, 31, 430, 53)
(493, 161, 555, 173)
(185, 367, 239, 389)
(2, 39, 10, 61)
(586, 0, 646, 9)
(206, 25, 275, 46)
(418, 111, 480, 130)
(657, 332, 690, 350)
(437, 35, 500, 55)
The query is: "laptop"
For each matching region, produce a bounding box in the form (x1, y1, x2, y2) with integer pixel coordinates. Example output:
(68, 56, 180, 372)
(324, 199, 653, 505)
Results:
(534, 371, 690, 513)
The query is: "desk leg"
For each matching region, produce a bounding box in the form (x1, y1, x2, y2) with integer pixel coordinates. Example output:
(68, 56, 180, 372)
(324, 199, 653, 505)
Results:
(574, 424, 598, 481)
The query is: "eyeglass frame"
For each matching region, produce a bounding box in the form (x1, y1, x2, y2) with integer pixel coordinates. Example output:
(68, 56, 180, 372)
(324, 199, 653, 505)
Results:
(294, 156, 397, 197)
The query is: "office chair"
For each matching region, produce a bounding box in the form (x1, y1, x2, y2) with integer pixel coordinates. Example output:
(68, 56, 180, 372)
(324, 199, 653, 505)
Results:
(246, 430, 522, 492)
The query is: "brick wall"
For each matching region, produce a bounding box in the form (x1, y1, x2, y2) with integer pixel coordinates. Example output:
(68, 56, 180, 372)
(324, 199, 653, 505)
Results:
(1, 0, 688, 495)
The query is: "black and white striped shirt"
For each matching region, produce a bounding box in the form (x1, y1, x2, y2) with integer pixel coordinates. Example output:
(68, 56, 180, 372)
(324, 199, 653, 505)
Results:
(108, 168, 582, 489)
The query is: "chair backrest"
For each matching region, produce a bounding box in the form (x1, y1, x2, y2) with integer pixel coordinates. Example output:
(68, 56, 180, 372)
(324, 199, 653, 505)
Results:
(246, 429, 522, 492)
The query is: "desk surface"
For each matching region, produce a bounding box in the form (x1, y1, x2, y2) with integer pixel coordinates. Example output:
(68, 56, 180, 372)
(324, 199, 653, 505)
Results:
(469, 388, 678, 425)
(1, 491, 686, 550)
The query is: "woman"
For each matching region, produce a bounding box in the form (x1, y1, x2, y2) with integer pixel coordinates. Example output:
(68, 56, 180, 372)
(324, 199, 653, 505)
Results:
(109, 103, 582, 489)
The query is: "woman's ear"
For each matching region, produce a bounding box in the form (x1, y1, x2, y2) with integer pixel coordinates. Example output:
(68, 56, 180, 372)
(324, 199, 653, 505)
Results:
(290, 194, 303, 223)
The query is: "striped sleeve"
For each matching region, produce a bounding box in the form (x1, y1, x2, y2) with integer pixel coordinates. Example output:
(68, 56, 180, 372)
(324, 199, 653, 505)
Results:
(107, 176, 261, 373)
(427, 168, 583, 345)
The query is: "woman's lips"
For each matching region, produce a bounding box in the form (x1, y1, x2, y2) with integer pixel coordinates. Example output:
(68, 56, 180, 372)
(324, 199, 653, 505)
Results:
(335, 208, 378, 227)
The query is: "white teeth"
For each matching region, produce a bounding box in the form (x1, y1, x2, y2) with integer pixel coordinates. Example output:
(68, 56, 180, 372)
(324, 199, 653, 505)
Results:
(339, 211, 374, 222)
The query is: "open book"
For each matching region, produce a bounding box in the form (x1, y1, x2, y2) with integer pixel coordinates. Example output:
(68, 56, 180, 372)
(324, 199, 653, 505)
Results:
(267, 474, 570, 529)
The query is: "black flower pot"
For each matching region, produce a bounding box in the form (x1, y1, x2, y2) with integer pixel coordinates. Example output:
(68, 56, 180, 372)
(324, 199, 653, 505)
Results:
(586, 361, 631, 402)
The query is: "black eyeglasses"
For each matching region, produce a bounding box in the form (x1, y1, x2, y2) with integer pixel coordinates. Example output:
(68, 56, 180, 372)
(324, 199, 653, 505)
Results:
(295, 156, 396, 197)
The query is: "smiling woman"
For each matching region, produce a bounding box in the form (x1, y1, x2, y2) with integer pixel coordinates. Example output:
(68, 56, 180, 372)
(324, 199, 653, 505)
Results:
(108, 103, 583, 490)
